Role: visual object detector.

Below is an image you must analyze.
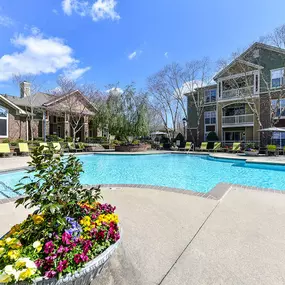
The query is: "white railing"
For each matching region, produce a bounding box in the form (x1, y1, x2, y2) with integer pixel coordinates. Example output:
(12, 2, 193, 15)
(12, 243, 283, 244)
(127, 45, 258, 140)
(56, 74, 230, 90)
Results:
(221, 86, 254, 100)
(222, 114, 254, 126)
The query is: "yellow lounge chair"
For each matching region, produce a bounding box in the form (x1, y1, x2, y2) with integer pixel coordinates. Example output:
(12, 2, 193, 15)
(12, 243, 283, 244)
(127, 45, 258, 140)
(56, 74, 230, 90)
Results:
(52, 142, 61, 153)
(196, 142, 208, 151)
(0, 143, 11, 157)
(68, 142, 77, 152)
(266, 145, 277, 156)
(229, 142, 240, 153)
(179, 142, 192, 151)
(211, 142, 222, 152)
(18, 143, 30, 154)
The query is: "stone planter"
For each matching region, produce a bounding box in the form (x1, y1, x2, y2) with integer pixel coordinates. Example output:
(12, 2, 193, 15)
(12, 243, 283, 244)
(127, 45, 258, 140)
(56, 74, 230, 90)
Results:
(15, 237, 121, 285)
(244, 150, 259, 156)
(115, 144, 148, 152)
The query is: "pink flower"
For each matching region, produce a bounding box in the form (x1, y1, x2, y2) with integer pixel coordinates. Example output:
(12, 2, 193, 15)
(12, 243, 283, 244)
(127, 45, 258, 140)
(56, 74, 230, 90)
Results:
(45, 254, 57, 264)
(44, 241, 55, 254)
(57, 260, 68, 273)
(83, 240, 92, 254)
(62, 232, 72, 245)
(57, 245, 69, 254)
(45, 270, 57, 279)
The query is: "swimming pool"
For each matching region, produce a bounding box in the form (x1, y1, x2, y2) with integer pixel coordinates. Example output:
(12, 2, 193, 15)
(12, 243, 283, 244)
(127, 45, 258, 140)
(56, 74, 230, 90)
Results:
(1, 153, 285, 199)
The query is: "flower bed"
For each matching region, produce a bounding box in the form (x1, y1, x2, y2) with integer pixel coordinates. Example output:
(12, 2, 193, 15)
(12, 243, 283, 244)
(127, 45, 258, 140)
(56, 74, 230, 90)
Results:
(0, 146, 120, 284)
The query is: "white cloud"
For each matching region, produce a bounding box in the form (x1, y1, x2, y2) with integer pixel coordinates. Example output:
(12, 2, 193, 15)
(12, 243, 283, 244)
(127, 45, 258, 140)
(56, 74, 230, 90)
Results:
(128, 50, 142, 60)
(106, 87, 123, 94)
(164, 52, 168, 58)
(91, 0, 120, 21)
(0, 32, 90, 81)
(61, 0, 120, 21)
(64, 66, 91, 80)
(52, 9, 59, 15)
(0, 15, 14, 27)
(128, 51, 137, 60)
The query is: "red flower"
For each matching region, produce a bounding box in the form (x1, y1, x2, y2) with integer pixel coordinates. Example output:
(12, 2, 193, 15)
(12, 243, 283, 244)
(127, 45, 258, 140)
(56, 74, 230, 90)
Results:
(45, 270, 57, 279)
(62, 232, 72, 245)
(74, 253, 89, 264)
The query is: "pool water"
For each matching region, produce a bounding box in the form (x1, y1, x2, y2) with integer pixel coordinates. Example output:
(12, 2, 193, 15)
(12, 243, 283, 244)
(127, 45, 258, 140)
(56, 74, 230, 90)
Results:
(1, 154, 285, 199)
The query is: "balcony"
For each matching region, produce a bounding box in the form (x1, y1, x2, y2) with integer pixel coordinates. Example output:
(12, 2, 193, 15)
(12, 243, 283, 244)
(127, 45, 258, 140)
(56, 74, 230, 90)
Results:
(222, 114, 254, 127)
(220, 86, 254, 100)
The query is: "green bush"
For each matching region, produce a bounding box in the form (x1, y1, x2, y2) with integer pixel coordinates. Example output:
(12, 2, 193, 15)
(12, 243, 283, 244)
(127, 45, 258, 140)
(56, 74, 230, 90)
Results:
(206, 131, 219, 142)
(2, 138, 10, 143)
(132, 140, 140, 145)
(65, 136, 73, 142)
(46, 135, 60, 142)
(112, 140, 121, 145)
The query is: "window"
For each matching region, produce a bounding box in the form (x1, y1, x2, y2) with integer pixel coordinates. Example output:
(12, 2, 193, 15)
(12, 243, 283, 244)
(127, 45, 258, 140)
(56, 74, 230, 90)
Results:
(204, 89, 216, 103)
(271, 68, 284, 88)
(271, 99, 285, 117)
(272, 131, 285, 147)
(0, 106, 8, 137)
(204, 111, 216, 125)
(223, 104, 245, 116)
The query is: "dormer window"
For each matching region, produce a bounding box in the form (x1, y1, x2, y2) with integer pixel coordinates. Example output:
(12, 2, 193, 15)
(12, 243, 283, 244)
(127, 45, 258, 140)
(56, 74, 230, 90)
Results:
(0, 106, 8, 137)
(271, 68, 284, 88)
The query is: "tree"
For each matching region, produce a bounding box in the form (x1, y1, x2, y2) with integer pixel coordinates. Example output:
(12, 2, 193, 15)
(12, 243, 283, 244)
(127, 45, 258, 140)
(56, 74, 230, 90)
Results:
(50, 76, 99, 142)
(13, 74, 42, 141)
(147, 63, 183, 139)
(181, 58, 212, 143)
(102, 84, 150, 142)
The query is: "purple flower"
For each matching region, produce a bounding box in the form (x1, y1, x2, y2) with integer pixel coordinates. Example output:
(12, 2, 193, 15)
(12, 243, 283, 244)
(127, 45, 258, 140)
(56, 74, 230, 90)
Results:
(57, 260, 68, 273)
(35, 259, 43, 268)
(74, 253, 89, 264)
(83, 240, 92, 254)
(45, 254, 57, 264)
(65, 217, 82, 238)
(44, 241, 55, 254)
(57, 245, 70, 254)
(45, 270, 57, 279)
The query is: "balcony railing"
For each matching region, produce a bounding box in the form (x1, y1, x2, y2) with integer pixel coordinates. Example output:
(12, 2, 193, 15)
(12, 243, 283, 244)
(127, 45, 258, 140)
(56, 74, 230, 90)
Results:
(222, 114, 254, 126)
(221, 86, 254, 100)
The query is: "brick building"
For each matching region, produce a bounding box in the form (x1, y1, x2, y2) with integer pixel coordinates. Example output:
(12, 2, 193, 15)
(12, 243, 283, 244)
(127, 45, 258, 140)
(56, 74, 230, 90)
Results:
(0, 82, 98, 141)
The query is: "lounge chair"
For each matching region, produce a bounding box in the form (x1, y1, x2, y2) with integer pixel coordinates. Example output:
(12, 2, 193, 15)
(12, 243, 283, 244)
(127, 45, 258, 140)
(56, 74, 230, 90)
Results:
(179, 142, 193, 152)
(18, 143, 30, 155)
(196, 142, 208, 151)
(77, 142, 85, 152)
(266, 145, 277, 156)
(229, 142, 240, 153)
(52, 142, 62, 153)
(210, 142, 223, 152)
(68, 142, 77, 152)
(0, 143, 11, 157)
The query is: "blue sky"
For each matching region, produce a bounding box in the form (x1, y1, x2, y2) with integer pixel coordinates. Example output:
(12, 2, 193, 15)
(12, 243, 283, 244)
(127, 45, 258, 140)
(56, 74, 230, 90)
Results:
(1, 0, 285, 96)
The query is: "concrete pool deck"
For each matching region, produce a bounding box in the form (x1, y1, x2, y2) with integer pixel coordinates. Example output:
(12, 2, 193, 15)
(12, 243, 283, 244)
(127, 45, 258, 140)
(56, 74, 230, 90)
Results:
(2, 186, 285, 285)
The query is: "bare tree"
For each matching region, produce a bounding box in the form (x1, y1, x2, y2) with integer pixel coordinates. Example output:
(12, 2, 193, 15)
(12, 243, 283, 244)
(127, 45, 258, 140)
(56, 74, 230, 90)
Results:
(260, 24, 285, 49)
(181, 58, 212, 143)
(147, 64, 182, 139)
(13, 74, 42, 141)
(50, 76, 99, 142)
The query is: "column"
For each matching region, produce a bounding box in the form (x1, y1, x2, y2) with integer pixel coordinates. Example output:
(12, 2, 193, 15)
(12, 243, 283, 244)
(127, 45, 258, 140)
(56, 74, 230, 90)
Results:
(43, 111, 49, 142)
(64, 113, 70, 139)
(83, 116, 89, 142)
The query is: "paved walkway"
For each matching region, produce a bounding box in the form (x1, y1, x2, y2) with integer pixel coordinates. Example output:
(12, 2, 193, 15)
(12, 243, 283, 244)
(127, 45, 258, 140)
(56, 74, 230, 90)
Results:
(2, 187, 285, 285)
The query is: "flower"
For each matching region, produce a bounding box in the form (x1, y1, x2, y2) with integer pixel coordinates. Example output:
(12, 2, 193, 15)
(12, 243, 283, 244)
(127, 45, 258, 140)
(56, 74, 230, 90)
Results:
(0, 273, 12, 283)
(7, 250, 20, 260)
(62, 232, 72, 245)
(0, 247, 5, 256)
(35, 259, 43, 268)
(73, 253, 88, 264)
(5, 237, 21, 249)
(0, 240, 5, 247)
(44, 270, 56, 279)
(57, 260, 68, 272)
(15, 258, 37, 270)
(4, 265, 16, 275)
(18, 268, 35, 281)
(32, 214, 44, 225)
(33, 241, 42, 252)
(44, 241, 54, 254)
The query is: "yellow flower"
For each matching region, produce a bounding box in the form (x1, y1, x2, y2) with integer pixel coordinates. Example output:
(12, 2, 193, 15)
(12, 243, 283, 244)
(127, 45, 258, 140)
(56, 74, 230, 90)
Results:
(32, 241, 42, 252)
(0, 273, 12, 283)
(9, 224, 21, 236)
(32, 215, 44, 225)
(18, 268, 34, 281)
(0, 247, 5, 256)
(7, 250, 20, 260)
(5, 237, 21, 249)
(0, 240, 5, 247)
(15, 258, 36, 270)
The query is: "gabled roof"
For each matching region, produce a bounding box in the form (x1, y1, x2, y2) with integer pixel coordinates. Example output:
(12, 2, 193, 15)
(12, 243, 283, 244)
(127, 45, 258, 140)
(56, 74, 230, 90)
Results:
(6, 92, 54, 108)
(0, 95, 27, 115)
(43, 90, 97, 112)
(213, 42, 285, 80)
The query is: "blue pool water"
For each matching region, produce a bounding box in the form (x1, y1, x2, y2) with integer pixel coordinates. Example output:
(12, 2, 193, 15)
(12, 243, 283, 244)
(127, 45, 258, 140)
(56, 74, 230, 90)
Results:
(1, 154, 285, 198)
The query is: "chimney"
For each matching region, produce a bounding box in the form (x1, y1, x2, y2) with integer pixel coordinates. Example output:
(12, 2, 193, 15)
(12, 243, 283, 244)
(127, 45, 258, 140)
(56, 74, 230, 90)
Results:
(20, 81, 31, 98)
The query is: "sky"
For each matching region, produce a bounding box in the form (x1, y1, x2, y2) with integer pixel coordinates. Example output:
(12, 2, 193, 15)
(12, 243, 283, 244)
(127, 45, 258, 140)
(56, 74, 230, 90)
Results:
(1, 0, 285, 96)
